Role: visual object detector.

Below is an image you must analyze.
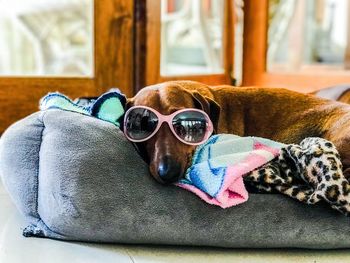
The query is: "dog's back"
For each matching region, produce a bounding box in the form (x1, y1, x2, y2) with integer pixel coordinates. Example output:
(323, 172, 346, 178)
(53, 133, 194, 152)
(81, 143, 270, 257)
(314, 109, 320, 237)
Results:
(209, 85, 348, 143)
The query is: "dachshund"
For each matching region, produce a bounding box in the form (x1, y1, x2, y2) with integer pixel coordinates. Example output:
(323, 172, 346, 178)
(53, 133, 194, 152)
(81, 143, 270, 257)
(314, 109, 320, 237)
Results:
(125, 81, 350, 184)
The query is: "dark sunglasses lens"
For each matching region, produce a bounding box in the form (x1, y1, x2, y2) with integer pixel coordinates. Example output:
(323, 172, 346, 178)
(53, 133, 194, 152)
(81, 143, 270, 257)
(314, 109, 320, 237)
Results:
(172, 111, 208, 143)
(125, 108, 158, 140)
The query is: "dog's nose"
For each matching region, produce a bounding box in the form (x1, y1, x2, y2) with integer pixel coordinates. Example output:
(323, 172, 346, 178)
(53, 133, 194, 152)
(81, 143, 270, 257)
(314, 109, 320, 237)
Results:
(157, 155, 182, 184)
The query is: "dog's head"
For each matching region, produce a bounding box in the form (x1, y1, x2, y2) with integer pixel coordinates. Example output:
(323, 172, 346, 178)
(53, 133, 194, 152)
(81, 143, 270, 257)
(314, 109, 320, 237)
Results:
(126, 81, 220, 184)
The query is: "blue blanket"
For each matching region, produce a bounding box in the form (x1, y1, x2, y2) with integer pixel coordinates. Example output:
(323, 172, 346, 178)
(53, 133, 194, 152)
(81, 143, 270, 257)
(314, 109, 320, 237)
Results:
(40, 89, 126, 127)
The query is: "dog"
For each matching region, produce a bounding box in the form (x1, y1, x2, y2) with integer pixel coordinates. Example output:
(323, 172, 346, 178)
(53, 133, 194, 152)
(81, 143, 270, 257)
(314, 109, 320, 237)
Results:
(126, 80, 350, 184)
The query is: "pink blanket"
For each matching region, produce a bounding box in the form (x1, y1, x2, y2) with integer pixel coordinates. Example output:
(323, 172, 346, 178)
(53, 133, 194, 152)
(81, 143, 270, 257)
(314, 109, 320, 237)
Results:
(176, 134, 284, 208)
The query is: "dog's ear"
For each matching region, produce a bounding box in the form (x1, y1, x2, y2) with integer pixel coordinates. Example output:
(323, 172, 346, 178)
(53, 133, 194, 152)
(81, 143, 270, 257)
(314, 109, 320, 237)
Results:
(120, 98, 134, 131)
(192, 92, 221, 133)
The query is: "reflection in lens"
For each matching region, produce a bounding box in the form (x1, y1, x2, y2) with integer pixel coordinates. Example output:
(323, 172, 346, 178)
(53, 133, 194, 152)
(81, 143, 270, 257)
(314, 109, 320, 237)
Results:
(172, 111, 207, 143)
(125, 108, 158, 140)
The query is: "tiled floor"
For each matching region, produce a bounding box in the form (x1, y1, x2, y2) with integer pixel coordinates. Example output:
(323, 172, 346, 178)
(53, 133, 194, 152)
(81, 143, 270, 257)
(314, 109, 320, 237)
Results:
(1, 181, 350, 263)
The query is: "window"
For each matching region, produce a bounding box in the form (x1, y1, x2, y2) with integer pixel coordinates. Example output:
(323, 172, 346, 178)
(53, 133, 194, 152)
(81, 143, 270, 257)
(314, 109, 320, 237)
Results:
(160, 0, 225, 76)
(268, 0, 350, 73)
(134, 0, 235, 92)
(243, 0, 350, 93)
(0, 0, 133, 133)
(0, 0, 93, 76)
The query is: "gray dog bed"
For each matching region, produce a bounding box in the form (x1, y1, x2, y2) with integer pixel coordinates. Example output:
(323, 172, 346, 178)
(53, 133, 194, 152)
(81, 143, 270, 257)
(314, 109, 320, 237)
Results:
(1, 109, 350, 249)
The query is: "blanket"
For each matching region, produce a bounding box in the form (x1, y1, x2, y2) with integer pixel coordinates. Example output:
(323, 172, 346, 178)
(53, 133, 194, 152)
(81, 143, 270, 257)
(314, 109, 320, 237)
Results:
(39, 89, 126, 127)
(245, 137, 350, 215)
(177, 135, 284, 207)
(179, 135, 350, 216)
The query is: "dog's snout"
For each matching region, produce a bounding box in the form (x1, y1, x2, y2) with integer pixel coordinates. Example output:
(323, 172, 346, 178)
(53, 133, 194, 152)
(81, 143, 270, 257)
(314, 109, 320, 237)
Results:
(157, 155, 182, 184)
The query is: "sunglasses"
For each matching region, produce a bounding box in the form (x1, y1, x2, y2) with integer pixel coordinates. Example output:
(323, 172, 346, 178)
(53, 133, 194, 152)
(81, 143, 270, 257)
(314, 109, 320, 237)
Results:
(123, 106, 214, 145)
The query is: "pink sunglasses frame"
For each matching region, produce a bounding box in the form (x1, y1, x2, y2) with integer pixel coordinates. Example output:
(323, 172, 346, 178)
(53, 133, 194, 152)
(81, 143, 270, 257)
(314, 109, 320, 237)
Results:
(123, 106, 214, 146)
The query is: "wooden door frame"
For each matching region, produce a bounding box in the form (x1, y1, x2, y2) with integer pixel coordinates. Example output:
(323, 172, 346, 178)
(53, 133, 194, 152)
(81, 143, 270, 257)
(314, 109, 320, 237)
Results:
(0, 0, 134, 133)
(242, 0, 350, 93)
(134, 0, 235, 93)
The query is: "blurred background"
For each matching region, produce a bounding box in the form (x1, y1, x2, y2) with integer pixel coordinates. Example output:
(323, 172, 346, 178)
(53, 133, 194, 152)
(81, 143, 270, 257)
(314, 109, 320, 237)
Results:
(1, 0, 350, 132)
(268, 0, 350, 73)
(0, 0, 93, 76)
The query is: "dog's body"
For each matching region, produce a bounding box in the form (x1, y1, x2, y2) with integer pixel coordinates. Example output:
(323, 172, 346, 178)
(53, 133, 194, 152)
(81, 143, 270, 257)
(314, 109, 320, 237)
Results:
(129, 81, 350, 183)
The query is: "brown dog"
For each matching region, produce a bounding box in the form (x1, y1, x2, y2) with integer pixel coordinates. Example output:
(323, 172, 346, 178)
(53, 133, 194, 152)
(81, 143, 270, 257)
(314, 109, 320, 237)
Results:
(127, 80, 350, 184)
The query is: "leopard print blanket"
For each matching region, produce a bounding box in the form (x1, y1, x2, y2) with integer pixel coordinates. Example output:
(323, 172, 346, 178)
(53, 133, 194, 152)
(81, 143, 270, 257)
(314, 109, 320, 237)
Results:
(244, 138, 350, 216)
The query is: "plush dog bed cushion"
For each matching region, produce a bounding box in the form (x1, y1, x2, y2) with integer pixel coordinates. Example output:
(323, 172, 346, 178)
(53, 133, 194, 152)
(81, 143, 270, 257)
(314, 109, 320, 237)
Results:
(1, 110, 350, 249)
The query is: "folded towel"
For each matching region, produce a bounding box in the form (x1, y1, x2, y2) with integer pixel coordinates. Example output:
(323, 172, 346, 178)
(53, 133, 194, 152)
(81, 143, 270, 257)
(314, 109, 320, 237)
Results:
(176, 134, 284, 208)
(40, 89, 126, 127)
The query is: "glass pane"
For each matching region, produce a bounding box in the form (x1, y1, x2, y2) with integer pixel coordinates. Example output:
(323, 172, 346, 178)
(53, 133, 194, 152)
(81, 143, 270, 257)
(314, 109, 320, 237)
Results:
(160, 0, 225, 76)
(267, 0, 350, 73)
(0, 0, 93, 76)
